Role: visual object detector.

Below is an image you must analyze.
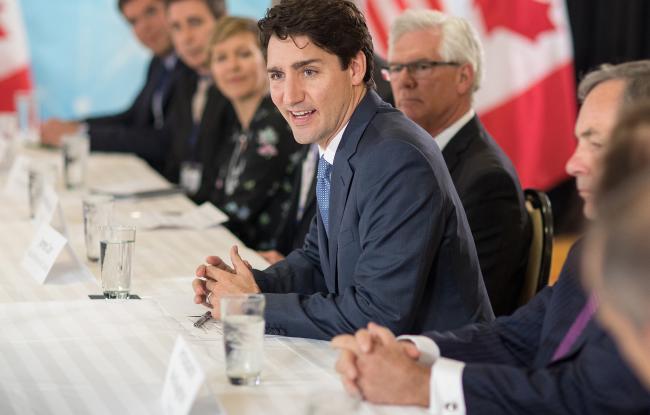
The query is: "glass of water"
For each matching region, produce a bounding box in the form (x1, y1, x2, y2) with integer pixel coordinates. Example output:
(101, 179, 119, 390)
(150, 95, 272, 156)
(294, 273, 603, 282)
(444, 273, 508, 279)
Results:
(221, 294, 265, 386)
(28, 164, 57, 219)
(83, 195, 113, 262)
(62, 133, 89, 189)
(99, 225, 136, 299)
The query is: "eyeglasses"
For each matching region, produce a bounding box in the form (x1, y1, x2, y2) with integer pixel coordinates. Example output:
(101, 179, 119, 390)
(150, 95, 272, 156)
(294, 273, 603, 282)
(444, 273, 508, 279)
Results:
(381, 60, 460, 81)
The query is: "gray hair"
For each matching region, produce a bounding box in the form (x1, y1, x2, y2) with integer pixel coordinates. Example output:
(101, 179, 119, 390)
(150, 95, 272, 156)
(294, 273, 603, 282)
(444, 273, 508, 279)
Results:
(577, 60, 650, 107)
(389, 9, 484, 92)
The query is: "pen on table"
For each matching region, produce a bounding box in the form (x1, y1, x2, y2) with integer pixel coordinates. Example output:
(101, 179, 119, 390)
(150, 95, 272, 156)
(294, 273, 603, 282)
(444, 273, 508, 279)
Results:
(193, 311, 212, 328)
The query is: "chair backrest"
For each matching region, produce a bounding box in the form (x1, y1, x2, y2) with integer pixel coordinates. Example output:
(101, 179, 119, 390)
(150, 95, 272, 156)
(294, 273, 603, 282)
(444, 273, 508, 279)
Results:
(519, 189, 554, 306)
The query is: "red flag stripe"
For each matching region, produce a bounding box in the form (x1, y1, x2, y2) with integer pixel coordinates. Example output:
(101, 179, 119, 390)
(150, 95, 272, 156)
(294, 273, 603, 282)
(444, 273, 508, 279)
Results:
(0, 66, 32, 112)
(479, 62, 576, 189)
(426, 0, 443, 10)
(365, 0, 390, 54)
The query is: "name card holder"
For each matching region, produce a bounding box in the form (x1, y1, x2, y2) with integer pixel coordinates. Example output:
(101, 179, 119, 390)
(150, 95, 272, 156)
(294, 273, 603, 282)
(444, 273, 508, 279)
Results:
(21, 224, 67, 284)
(161, 335, 207, 415)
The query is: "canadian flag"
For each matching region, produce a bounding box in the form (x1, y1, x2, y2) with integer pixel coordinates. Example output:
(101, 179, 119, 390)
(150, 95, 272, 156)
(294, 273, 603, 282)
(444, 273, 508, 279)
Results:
(360, 0, 576, 190)
(0, 0, 33, 112)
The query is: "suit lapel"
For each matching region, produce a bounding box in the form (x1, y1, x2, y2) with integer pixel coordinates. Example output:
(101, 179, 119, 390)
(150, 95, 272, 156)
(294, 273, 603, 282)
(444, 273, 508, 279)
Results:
(441, 115, 482, 174)
(326, 91, 385, 287)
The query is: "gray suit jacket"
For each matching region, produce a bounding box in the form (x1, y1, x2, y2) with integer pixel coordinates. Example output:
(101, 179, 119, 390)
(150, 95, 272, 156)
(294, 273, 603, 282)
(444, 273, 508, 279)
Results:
(253, 91, 494, 340)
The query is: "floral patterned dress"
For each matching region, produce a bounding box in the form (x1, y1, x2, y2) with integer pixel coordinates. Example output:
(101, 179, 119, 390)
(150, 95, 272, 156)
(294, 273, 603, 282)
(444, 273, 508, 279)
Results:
(209, 95, 303, 250)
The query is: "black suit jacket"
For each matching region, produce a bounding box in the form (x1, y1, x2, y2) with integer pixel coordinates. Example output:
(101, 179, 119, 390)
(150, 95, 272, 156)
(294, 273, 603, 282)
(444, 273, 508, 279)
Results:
(429, 242, 650, 414)
(253, 91, 494, 340)
(163, 67, 235, 191)
(86, 55, 184, 173)
(442, 116, 530, 316)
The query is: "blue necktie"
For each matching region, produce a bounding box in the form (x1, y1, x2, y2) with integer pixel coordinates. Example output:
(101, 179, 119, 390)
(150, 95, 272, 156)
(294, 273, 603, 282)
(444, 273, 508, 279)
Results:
(316, 156, 332, 236)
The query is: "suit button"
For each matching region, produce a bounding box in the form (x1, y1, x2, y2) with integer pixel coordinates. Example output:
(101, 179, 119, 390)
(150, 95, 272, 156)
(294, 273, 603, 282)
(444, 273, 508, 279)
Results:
(444, 402, 458, 411)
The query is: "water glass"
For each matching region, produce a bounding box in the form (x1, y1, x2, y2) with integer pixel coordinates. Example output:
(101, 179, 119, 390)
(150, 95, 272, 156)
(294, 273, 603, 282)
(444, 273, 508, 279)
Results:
(62, 133, 89, 189)
(100, 225, 136, 299)
(14, 91, 39, 144)
(221, 294, 265, 385)
(179, 161, 202, 195)
(83, 195, 114, 262)
(28, 164, 56, 219)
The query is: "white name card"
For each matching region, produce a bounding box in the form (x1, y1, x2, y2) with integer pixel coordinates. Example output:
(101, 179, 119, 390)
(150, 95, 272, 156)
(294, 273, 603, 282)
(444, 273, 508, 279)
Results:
(4, 155, 30, 197)
(33, 184, 59, 228)
(161, 335, 206, 415)
(21, 224, 67, 284)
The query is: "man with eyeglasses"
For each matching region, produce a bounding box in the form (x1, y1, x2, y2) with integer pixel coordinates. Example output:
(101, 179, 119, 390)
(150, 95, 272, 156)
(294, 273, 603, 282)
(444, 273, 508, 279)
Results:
(384, 9, 530, 316)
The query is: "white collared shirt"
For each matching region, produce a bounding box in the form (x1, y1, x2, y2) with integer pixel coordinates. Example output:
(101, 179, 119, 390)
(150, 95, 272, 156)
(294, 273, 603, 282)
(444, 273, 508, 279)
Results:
(434, 109, 475, 151)
(318, 122, 349, 165)
(398, 335, 467, 415)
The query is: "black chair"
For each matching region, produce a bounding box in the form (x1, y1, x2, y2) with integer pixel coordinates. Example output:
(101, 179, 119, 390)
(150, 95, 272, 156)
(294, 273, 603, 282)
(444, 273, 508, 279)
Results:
(518, 189, 554, 306)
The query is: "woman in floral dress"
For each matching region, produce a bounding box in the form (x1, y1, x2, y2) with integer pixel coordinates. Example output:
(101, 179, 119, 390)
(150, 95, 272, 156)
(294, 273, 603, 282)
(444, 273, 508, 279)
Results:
(205, 16, 302, 250)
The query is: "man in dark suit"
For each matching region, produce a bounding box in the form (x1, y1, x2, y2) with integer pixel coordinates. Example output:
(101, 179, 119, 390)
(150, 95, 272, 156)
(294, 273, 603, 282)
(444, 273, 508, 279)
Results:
(41, 0, 182, 173)
(386, 9, 530, 316)
(587, 101, 650, 393)
(260, 55, 393, 264)
(331, 61, 650, 414)
(162, 0, 234, 195)
(191, 0, 493, 340)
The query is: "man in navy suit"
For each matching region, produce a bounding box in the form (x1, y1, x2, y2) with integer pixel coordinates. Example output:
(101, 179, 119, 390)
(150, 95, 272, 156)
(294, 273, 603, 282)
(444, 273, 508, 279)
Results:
(332, 61, 650, 414)
(386, 9, 530, 316)
(191, 0, 493, 340)
(587, 102, 650, 393)
(41, 0, 183, 173)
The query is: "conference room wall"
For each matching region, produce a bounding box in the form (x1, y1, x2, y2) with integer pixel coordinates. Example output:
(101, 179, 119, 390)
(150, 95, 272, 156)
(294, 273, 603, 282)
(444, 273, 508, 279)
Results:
(19, 0, 270, 120)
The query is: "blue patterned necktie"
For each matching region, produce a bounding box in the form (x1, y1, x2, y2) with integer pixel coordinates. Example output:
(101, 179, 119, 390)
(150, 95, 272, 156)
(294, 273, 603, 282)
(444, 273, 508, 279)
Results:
(316, 156, 333, 236)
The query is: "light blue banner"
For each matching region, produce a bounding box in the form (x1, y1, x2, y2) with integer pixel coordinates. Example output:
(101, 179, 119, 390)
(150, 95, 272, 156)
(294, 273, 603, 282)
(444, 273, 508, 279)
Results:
(20, 0, 270, 120)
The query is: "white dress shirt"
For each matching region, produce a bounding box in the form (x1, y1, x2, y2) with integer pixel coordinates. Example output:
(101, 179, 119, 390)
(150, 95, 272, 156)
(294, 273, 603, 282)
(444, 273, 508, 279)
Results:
(433, 109, 475, 151)
(398, 335, 467, 415)
(318, 122, 349, 164)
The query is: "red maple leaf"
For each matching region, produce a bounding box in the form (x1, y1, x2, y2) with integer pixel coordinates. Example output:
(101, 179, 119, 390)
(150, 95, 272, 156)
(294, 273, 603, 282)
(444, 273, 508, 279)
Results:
(474, 0, 555, 41)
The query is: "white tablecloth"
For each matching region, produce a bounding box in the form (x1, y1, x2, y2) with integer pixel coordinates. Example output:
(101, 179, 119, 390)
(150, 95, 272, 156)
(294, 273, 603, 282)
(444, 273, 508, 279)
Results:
(0, 147, 426, 414)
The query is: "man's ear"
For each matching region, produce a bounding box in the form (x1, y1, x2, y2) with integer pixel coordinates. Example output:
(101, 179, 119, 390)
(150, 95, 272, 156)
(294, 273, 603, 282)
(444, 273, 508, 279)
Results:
(456, 63, 474, 95)
(349, 50, 367, 86)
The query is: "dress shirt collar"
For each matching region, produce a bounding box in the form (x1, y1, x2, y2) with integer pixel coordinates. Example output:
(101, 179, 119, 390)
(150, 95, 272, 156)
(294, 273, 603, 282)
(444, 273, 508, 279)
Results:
(318, 122, 349, 165)
(162, 52, 178, 71)
(433, 109, 475, 151)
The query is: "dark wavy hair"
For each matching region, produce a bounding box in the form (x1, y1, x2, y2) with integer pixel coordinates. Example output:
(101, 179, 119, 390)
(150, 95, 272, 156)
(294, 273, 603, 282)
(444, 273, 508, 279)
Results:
(258, 0, 375, 89)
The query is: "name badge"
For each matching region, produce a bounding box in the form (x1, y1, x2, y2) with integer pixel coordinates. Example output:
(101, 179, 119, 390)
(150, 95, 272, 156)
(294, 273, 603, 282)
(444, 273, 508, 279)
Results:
(161, 335, 206, 415)
(33, 184, 59, 228)
(4, 155, 31, 197)
(21, 224, 67, 284)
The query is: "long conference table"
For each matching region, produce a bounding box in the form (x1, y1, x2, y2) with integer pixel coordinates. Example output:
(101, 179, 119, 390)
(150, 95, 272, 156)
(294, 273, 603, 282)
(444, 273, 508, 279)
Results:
(0, 145, 426, 414)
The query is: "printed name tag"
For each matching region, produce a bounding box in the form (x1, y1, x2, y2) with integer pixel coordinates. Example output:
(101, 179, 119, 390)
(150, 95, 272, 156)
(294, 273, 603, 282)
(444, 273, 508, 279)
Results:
(21, 224, 67, 284)
(4, 155, 30, 197)
(161, 335, 206, 415)
(33, 184, 59, 228)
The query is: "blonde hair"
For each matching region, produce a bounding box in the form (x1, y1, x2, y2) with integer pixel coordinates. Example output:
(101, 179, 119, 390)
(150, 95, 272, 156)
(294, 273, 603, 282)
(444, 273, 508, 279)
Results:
(205, 16, 260, 63)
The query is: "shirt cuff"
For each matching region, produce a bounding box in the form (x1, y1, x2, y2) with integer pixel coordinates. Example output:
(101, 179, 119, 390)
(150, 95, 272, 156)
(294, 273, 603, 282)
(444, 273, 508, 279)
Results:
(429, 357, 466, 415)
(397, 335, 440, 366)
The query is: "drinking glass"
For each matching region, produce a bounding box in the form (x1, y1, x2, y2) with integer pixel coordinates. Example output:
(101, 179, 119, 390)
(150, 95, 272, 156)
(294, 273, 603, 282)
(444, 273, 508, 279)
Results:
(100, 225, 136, 299)
(83, 195, 114, 261)
(221, 294, 265, 385)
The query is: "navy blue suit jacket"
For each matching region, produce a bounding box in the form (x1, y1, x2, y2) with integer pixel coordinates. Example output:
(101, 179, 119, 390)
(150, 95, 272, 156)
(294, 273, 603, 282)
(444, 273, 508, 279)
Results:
(86, 55, 184, 173)
(429, 241, 650, 414)
(253, 91, 494, 340)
